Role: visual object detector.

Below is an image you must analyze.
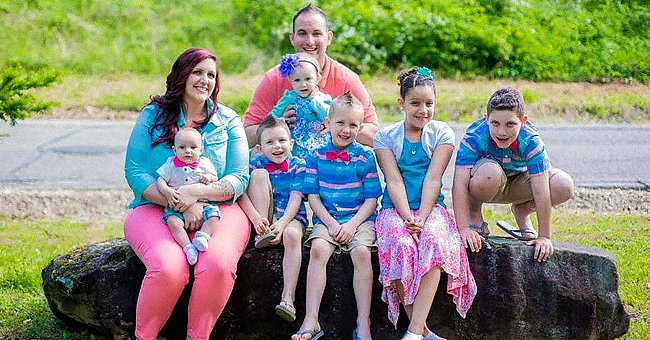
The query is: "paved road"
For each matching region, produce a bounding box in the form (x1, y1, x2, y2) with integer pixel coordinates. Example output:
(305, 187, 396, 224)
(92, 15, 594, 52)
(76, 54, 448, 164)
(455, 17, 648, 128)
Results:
(1, 120, 649, 190)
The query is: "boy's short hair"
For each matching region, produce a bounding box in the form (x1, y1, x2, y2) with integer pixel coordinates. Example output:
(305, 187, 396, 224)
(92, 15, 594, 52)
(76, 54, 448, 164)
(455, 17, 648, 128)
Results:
(256, 115, 291, 144)
(487, 87, 525, 118)
(329, 91, 363, 120)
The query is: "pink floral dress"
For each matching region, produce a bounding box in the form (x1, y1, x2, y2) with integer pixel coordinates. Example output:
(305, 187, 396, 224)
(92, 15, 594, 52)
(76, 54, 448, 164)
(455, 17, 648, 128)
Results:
(376, 206, 477, 327)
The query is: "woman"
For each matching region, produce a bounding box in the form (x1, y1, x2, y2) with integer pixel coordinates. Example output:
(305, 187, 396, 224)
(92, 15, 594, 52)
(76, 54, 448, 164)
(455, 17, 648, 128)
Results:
(124, 48, 250, 340)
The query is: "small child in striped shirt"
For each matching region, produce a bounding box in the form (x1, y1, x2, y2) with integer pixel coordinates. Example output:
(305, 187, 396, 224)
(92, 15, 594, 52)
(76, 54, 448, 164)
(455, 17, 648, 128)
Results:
(292, 92, 382, 340)
(238, 115, 307, 323)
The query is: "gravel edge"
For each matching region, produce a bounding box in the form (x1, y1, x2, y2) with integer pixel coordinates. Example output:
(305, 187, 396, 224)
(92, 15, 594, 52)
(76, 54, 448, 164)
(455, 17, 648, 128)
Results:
(2, 188, 649, 223)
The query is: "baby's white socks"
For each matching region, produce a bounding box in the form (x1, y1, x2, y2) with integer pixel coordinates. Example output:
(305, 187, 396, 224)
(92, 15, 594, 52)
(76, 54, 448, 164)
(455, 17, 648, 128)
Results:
(192, 231, 211, 251)
(182, 231, 211, 265)
(183, 244, 198, 265)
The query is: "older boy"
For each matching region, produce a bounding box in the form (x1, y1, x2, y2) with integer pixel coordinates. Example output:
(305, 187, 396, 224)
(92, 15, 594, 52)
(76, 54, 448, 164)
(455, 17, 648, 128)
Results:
(292, 92, 382, 340)
(453, 88, 574, 262)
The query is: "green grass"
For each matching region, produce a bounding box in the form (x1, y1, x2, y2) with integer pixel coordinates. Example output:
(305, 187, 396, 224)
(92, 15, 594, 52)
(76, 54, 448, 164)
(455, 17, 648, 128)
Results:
(34, 73, 650, 124)
(0, 213, 648, 338)
(0, 217, 122, 339)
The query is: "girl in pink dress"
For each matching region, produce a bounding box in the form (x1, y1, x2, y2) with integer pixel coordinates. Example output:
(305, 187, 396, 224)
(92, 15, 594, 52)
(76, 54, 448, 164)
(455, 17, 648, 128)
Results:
(373, 67, 477, 340)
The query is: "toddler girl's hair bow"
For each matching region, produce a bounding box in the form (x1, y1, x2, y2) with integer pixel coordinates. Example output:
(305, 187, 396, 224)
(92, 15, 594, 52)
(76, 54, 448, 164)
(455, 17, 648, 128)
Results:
(279, 53, 301, 78)
(416, 66, 434, 80)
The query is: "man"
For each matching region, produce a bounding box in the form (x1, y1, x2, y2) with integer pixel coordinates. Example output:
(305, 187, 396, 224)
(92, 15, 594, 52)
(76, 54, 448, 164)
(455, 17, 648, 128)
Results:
(244, 4, 379, 147)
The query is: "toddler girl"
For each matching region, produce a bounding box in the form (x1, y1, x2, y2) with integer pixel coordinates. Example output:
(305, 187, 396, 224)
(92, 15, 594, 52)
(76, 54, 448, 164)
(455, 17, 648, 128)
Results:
(269, 52, 332, 159)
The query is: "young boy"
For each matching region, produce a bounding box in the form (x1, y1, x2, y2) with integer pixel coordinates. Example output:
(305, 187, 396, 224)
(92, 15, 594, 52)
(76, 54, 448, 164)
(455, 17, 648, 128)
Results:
(238, 115, 307, 323)
(453, 87, 574, 262)
(292, 92, 382, 340)
(156, 127, 220, 265)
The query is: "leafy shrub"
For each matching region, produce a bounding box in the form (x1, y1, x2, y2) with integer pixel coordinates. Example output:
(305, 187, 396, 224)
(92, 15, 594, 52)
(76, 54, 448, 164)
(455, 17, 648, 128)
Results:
(0, 62, 60, 125)
(233, 0, 650, 84)
(3, 0, 649, 83)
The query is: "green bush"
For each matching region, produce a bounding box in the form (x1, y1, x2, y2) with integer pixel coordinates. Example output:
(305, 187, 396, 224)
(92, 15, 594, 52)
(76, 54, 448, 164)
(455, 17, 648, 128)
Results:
(234, 0, 650, 83)
(0, 62, 60, 125)
(3, 0, 649, 83)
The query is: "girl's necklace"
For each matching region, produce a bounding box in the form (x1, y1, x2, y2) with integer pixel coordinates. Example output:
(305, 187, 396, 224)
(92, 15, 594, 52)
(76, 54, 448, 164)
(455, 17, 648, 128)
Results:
(409, 142, 418, 155)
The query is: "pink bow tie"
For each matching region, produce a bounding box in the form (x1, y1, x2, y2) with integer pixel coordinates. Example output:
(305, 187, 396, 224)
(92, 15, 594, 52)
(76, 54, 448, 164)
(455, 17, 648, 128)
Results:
(325, 150, 349, 163)
(264, 160, 289, 173)
(172, 156, 199, 169)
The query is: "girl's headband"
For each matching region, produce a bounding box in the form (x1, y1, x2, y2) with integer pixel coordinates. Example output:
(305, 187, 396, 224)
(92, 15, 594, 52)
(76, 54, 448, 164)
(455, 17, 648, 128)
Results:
(415, 66, 434, 80)
(279, 53, 319, 78)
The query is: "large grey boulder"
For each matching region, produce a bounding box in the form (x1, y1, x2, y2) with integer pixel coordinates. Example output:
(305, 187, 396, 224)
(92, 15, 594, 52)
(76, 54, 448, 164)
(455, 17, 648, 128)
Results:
(42, 237, 629, 339)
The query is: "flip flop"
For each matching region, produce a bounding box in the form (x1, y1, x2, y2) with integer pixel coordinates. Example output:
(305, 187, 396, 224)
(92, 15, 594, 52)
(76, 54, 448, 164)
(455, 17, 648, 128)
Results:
(469, 221, 490, 237)
(495, 221, 538, 241)
(293, 329, 324, 340)
(275, 301, 296, 322)
(254, 231, 277, 249)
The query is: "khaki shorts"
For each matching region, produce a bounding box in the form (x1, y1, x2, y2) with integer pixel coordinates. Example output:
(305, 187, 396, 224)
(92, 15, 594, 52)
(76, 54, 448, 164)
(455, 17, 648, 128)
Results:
(470, 158, 562, 204)
(305, 221, 376, 253)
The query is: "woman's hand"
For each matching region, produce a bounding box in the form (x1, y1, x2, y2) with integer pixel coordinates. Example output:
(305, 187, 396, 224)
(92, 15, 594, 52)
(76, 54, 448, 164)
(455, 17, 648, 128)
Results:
(161, 187, 180, 208)
(182, 203, 205, 231)
(175, 185, 202, 212)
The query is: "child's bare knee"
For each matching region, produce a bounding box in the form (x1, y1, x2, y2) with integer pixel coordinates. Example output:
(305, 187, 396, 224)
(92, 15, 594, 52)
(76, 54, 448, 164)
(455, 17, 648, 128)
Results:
(350, 246, 371, 264)
(551, 172, 575, 205)
(309, 240, 333, 262)
(283, 227, 302, 245)
(469, 162, 504, 200)
(250, 168, 270, 183)
(469, 179, 501, 201)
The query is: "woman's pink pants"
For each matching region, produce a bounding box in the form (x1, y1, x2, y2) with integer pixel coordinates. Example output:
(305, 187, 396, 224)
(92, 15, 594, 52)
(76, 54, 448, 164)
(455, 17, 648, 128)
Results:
(124, 203, 250, 340)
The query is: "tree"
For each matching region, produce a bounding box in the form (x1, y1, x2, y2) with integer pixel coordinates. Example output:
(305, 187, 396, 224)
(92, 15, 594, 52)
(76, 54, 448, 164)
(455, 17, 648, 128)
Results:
(0, 62, 60, 125)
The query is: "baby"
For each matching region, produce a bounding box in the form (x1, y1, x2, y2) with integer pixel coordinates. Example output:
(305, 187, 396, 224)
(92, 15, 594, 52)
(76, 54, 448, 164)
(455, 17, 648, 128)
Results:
(156, 127, 220, 265)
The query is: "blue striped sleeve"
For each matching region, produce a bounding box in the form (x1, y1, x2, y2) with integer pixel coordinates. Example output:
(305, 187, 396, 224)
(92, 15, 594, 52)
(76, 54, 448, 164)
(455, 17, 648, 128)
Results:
(302, 153, 320, 195)
(362, 151, 382, 199)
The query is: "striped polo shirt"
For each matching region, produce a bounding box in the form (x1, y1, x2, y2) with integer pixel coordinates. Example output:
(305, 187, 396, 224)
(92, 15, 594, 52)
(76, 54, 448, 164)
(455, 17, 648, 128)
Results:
(303, 140, 382, 225)
(455, 117, 550, 176)
(250, 154, 308, 226)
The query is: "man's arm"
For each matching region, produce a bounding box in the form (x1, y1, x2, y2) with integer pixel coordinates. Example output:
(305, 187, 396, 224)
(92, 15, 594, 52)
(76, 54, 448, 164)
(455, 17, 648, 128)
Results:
(244, 69, 285, 147)
(244, 124, 260, 148)
(356, 121, 379, 147)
